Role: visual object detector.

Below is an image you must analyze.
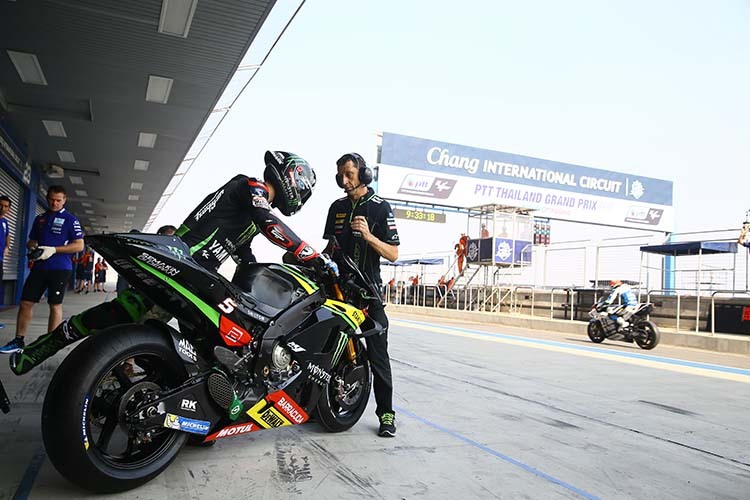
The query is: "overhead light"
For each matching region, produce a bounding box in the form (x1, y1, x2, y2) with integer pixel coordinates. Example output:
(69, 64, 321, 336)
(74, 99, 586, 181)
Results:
(133, 160, 150, 171)
(44, 164, 64, 178)
(128, 194, 140, 201)
(131, 182, 143, 190)
(42, 120, 67, 137)
(127, 206, 137, 211)
(6, 50, 48, 85)
(81, 202, 92, 207)
(69, 176, 84, 185)
(126, 213, 135, 218)
(158, 0, 198, 38)
(75, 189, 88, 197)
(145, 75, 174, 104)
(57, 150, 75, 162)
(85, 210, 94, 215)
(137, 132, 157, 148)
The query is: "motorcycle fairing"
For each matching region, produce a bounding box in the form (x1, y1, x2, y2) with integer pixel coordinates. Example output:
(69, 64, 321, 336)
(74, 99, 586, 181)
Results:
(203, 388, 308, 441)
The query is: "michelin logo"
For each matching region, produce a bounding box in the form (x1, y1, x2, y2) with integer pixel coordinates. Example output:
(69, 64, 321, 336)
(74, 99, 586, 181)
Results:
(163, 414, 210, 435)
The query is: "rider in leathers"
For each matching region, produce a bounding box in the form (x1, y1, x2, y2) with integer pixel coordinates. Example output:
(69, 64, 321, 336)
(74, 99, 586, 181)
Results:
(604, 279, 638, 331)
(9, 151, 334, 375)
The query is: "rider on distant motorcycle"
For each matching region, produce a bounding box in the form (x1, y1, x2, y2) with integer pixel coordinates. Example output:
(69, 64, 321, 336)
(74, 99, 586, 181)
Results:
(8, 151, 336, 375)
(602, 279, 638, 331)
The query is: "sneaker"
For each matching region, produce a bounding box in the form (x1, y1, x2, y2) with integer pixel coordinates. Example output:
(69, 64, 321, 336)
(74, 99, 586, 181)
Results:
(0, 337, 25, 354)
(378, 412, 396, 437)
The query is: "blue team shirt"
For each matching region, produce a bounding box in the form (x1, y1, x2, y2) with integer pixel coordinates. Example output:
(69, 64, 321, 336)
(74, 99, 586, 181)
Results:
(0, 217, 8, 262)
(29, 208, 84, 271)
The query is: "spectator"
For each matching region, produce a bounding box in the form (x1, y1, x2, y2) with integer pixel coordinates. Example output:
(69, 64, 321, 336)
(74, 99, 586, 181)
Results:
(480, 224, 490, 238)
(75, 246, 94, 294)
(738, 222, 750, 249)
(0, 186, 84, 354)
(455, 233, 468, 273)
(94, 258, 108, 292)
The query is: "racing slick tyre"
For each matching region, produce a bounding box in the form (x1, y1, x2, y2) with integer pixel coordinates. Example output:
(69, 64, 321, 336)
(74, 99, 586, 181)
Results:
(635, 321, 660, 350)
(315, 338, 371, 432)
(587, 321, 606, 343)
(41, 324, 189, 493)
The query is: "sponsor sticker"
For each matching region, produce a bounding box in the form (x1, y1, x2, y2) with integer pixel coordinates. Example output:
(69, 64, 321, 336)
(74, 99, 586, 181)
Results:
(397, 174, 456, 199)
(163, 413, 210, 435)
(624, 206, 663, 225)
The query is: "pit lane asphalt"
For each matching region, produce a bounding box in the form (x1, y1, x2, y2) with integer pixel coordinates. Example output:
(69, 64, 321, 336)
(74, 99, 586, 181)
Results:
(1, 292, 749, 499)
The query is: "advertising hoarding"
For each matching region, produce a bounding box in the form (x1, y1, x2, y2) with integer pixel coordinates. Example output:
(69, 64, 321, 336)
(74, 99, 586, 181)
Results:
(378, 132, 674, 231)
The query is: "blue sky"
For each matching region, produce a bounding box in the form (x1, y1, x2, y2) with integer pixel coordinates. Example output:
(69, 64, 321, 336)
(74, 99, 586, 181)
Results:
(149, 0, 750, 262)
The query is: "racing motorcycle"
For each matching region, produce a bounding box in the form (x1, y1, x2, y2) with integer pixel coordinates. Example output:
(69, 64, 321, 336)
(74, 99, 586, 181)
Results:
(0, 232, 383, 493)
(587, 300, 660, 349)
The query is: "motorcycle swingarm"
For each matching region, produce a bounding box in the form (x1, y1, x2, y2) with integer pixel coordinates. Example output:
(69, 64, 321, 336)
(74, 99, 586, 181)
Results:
(127, 376, 223, 433)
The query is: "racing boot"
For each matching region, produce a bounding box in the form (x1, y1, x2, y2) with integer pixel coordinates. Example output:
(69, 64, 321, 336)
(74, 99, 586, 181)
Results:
(10, 290, 149, 375)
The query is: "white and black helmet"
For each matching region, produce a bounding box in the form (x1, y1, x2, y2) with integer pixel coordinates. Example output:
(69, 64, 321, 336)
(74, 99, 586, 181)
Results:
(264, 151, 316, 216)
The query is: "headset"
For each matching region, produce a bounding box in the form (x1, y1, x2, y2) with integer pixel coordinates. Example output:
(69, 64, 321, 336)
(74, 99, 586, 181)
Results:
(336, 152, 373, 190)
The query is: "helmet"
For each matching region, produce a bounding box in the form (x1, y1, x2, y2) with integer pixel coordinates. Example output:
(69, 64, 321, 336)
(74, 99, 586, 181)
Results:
(263, 151, 316, 216)
(609, 279, 622, 287)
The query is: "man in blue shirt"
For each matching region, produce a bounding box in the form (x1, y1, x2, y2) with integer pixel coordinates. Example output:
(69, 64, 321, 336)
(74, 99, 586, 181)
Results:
(0, 186, 84, 354)
(0, 195, 11, 328)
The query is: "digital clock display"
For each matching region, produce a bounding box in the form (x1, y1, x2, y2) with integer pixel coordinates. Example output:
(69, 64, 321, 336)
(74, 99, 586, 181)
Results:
(393, 208, 446, 223)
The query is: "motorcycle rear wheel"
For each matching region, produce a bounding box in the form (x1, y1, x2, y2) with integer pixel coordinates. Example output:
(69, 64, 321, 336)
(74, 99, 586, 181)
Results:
(635, 321, 660, 350)
(42, 324, 189, 493)
(587, 321, 606, 343)
(315, 338, 371, 432)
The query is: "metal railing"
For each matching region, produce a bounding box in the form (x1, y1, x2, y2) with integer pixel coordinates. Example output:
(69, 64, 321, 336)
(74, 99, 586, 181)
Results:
(549, 287, 576, 322)
(511, 286, 535, 316)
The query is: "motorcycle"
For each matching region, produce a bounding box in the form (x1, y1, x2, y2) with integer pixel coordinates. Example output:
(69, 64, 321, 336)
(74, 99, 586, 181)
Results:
(587, 300, 660, 350)
(0, 232, 383, 493)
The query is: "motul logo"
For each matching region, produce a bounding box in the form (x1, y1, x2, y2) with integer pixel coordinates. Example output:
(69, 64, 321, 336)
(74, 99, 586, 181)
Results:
(217, 423, 254, 438)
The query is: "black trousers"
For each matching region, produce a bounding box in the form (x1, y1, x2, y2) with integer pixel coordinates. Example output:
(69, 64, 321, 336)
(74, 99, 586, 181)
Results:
(365, 304, 393, 416)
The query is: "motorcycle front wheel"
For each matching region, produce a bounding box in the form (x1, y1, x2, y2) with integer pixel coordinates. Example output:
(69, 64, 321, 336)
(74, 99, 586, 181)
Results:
(42, 324, 189, 493)
(634, 321, 660, 350)
(315, 338, 371, 432)
(587, 321, 606, 343)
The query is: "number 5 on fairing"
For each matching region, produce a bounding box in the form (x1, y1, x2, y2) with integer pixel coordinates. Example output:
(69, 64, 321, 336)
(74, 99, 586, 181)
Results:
(218, 298, 237, 314)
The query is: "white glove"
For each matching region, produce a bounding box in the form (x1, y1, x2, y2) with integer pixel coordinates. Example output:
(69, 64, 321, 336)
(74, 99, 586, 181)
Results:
(36, 246, 57, 261)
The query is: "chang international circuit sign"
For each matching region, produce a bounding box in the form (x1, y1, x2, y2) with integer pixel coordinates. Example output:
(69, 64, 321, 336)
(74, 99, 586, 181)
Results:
(378, 132, 674, 231)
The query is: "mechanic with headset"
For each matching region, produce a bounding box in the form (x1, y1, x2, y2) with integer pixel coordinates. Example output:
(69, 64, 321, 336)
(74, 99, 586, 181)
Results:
(323, 152, 400, 437)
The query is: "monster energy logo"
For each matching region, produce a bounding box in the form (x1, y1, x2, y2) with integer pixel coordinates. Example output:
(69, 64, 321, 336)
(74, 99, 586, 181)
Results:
(331, 332, 348, 366)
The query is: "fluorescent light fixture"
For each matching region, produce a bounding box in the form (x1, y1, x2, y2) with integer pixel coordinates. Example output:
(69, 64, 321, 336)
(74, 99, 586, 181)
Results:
(127, 206, 137, 211)
(42, 120, 67, 137)
(133, 160, 150, 171)
(75, 190, 88, 197)
(125, 213, 135, 218)
(137, 132, 157, 148)
(85, 210, 94, 215)
(131, 182, 143, 190)
(57, 150, 75, 162)
(158, 0, 198, 38)
(128, 194, 140, 201)
(7, 50, 48, 85)
(69, 176, 84, 185)
(145, 75, 174, 104)
(81, 202, 92, 207)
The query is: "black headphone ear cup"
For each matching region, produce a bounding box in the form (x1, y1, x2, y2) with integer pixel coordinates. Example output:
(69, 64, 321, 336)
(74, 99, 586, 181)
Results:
(335, 173, 345, 188)
(359, 165, 373, 185)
